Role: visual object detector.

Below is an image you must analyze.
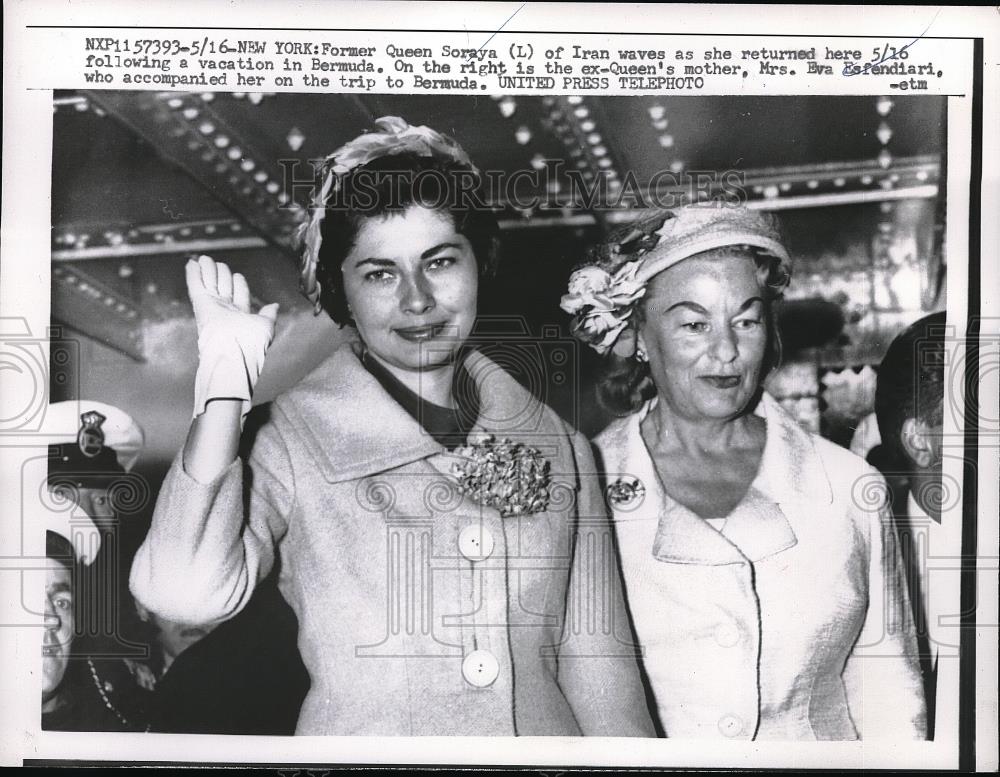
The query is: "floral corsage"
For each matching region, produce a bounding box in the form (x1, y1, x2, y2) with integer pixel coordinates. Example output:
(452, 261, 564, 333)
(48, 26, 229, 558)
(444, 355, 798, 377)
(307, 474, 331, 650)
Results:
(450, 436, 551, 517)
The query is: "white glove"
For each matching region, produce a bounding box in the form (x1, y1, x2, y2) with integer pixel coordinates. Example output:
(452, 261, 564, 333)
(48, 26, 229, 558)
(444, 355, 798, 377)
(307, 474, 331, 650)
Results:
(187, 255, 279, 419)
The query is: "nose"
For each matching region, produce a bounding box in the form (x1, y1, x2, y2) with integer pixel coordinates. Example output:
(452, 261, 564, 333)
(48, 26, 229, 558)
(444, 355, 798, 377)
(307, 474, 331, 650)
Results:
(399, 271, 435, 315)
(710, 325, 738, 363)
(43, 597, 61, 631)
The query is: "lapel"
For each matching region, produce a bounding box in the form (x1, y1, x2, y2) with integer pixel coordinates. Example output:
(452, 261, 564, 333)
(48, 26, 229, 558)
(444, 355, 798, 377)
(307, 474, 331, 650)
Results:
(599, 393, 833, 566)
(275, 342, 563, 484)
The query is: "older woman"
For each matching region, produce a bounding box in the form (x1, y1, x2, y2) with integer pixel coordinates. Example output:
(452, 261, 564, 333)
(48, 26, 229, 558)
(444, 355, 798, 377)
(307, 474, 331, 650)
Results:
(561, 204, 926, 740)
(129, 118, 654, 737)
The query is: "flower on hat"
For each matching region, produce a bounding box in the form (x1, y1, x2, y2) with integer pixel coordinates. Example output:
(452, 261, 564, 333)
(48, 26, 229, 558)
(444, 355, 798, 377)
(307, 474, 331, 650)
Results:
(562, 205, 791, 356)
(559, 260, 646, 356)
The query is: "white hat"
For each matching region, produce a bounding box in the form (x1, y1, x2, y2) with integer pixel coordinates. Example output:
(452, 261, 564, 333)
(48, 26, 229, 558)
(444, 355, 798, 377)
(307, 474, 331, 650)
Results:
(39, 401, 144, 565)
(43, 400, 144, 473)
(635, 204, 792, 285)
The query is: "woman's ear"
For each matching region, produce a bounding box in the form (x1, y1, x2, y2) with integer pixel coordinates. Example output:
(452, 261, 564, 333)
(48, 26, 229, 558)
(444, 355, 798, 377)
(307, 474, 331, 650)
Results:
(900, 417, 937, 468)
(635, 329, 647, 359)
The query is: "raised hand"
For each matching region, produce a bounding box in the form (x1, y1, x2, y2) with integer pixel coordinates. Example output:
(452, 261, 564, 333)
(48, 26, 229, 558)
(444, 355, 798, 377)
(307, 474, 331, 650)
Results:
(186, 255, 279, 343)
(186, 255, 279, 419)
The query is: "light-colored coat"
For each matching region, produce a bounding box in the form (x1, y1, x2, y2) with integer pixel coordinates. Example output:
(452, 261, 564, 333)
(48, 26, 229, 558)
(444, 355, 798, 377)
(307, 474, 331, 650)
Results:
(593, 393, 926, 740)
(130, 343, 655, 737)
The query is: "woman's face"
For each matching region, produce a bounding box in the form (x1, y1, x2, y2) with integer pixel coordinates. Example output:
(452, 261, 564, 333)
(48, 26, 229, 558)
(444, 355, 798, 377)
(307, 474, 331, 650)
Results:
(341, 205, 478, 375)
(637, 252, 768, 422)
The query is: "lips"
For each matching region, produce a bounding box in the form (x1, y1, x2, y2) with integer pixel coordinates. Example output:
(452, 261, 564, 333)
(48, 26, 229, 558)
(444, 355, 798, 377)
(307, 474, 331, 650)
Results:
(394, 323, 450, 343)
(700, 375, 741, 389)
(41, 644, 64, 657)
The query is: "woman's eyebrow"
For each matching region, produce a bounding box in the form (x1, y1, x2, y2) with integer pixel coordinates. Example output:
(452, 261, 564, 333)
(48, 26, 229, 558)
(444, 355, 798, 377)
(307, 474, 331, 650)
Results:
(421, 242, 462, 259)
(354, 257, 396, 269)
(738, 296, 765, 311)
(665, 297, 764, 314)
(665, 300, 708, 314)
(354, 243, 462, 268)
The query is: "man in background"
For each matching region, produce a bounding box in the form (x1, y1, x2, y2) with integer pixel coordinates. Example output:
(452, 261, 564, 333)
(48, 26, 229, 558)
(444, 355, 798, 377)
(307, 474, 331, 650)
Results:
(873, 310, 947, 739)
(41, 400, 150, 731)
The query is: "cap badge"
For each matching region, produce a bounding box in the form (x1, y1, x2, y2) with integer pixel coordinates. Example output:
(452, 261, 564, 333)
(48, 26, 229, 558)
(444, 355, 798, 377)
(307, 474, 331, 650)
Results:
(77, 411, 107, 458)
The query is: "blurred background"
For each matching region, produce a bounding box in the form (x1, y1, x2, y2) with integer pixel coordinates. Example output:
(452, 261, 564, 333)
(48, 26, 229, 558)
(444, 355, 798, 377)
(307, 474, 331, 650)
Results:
(50, 91, 948, 486)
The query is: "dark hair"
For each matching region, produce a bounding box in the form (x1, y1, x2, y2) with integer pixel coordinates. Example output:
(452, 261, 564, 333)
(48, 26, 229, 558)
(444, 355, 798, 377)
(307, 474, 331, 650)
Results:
(314, 153, 500, 326)
(597, 244, 788, 416)
(874, 310, 947, 469)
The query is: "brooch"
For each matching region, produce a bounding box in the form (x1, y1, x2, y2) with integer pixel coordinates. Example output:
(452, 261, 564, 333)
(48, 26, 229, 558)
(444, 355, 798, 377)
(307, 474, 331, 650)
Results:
(450, 435, 551, 517)
(606, 476, 646, 509)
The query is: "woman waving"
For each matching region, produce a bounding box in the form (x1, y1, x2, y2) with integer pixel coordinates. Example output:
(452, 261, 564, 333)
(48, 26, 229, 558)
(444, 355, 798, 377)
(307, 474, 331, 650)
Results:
(130, 118, 654, 737)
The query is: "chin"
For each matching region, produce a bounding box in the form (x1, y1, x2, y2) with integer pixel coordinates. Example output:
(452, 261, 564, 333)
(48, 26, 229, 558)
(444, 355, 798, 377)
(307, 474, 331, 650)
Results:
(42, 657, 68, 695)
(696, 395, 753, 419)
(403, 344, 463, 372)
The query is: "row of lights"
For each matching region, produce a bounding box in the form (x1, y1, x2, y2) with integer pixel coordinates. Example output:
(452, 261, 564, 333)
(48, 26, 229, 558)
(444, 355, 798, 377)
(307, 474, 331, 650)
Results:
(492, 96, 622, 176)
(52, 265, 139, 319)
(749, 166, 928, 201)
(647, 103, 684, 175)
(489, 95, 538, 218)
(230, 92, 276, 105)
(873, 96, 897, 264)
(157, 94, 296, 215)
(53, 220, 248, 253)
(52, 95, 106, 116)
(546, 96, 623, 197)
(489, 95, 623, 218)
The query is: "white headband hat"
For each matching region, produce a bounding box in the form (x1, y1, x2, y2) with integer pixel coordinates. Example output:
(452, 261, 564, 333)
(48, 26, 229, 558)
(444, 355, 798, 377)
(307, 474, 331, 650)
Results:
(561, 204, 792, 356)
(634, 204, 791, 284)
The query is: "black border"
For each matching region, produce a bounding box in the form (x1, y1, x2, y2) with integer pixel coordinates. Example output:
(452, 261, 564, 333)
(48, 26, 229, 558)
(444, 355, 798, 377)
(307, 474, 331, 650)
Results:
(957, 35, 983, 776)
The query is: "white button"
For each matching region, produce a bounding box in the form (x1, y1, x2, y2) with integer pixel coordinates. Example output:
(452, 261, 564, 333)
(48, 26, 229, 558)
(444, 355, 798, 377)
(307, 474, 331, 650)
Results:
(458, 525, 494, 561)
(718, 713, 744, 737)
(714, 621, 740, 648)
(462, 649, 499, 688)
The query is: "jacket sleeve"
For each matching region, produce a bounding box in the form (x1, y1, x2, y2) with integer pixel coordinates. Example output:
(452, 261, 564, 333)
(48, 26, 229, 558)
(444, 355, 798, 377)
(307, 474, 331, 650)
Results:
(128, 409, 295, 626)
(842, 494, 927, 739)
(555, 431, 657, 737)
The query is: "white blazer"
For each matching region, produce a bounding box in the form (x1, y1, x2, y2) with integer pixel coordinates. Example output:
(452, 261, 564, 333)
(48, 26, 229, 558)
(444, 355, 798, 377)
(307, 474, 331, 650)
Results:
(593, 392, 926, 740)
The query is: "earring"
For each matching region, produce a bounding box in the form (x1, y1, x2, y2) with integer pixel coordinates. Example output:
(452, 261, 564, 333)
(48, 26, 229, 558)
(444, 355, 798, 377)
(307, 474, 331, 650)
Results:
(635, 346, 648, 363)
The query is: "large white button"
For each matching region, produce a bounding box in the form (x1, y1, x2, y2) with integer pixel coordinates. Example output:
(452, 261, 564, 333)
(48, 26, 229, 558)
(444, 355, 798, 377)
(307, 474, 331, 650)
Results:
(718, 713, 744, 737)
(458, 525, 494, 561)
(714, 621, 741, 648)
(462, 649, 499, 688)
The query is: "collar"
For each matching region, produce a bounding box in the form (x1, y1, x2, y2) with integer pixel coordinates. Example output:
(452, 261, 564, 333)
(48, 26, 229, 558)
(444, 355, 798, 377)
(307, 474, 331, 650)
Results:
(275, 341, 561, 483)
(598, 392, 833, 565)
(750, 392, 834, 508)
